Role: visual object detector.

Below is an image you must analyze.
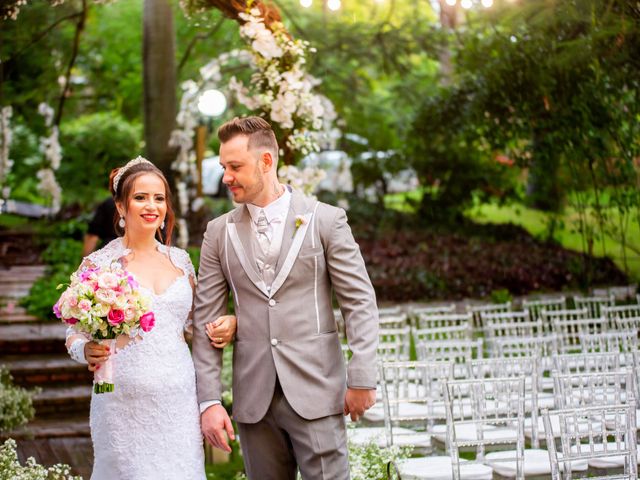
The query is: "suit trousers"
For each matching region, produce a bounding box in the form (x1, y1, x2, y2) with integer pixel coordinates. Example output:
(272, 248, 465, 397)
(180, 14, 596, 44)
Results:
(237, 380, 350, 480)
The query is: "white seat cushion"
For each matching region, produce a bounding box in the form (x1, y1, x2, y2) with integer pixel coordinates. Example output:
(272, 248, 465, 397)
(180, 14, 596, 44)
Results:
(431, 423, 517, 444)
(347, 426, 430, 448)
(484, 448, 588, 477)
(398, 455, 493, 480)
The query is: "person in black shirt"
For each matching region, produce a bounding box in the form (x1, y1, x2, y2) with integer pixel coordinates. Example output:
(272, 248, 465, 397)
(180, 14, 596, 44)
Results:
(82, 197, 117, 256)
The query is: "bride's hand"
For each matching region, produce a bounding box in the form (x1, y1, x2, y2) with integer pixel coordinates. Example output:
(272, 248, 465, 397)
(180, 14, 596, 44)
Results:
(84, 341, 111, 372)
(205, 315, 237, 349)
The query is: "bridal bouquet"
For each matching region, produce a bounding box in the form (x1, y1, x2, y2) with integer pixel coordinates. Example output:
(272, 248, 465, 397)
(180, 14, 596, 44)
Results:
(53, 263, 155, 394)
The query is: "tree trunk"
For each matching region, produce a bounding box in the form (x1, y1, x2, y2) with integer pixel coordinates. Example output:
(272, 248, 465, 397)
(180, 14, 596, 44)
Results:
(143, 0, 177, 179)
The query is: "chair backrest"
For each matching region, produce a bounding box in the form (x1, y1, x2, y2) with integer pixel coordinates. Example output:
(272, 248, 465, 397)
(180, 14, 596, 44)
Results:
(378, 327, 412, 361)
(552, 352, 630, 376)
(602, 304, 640, 321)
(542, 400, 638, 480)
(467, 357, 542, 447)
(614, 315, 640, 332)
(483, 311, 544, 341)
(413, 312, 471, 330)
(573, 294, 615, 318)
(552, 368, 633, 409)
(416, 338, 483, 377)
(550, 315, 607, 353)
(489, 334, 558, 369)
(580, 330, 638, 353)
(445, 376, 526, 479)
(379, 360, 455, 446)
(465, 302, 512, 328)
(378, 314, 409, 329)
(522, 296, 567, 321)
(414, 324, 472, 343)
(410, 303, 456, 320)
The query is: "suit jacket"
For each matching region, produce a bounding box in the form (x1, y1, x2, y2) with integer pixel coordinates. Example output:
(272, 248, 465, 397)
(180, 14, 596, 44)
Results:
(192, 188, 379, 423)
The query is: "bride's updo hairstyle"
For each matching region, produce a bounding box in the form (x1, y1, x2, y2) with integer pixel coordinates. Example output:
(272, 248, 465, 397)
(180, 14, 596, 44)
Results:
(109, 158, 175, 245)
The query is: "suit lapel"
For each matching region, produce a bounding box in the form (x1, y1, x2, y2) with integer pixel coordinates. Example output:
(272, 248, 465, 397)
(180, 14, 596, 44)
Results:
(226, 206, 269, 297)
(270, 191, 316, 298)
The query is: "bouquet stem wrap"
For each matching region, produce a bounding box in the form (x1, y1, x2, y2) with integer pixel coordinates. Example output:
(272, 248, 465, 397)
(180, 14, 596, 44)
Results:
(93, 338, 116, 394)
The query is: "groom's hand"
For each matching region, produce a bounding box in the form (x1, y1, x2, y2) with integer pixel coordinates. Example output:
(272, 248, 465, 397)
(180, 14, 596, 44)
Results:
(344, 388, 376, 422)
(201, 404, 235, 453)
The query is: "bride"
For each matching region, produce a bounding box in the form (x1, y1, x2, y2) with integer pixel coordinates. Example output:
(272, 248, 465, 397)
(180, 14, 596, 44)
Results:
(64, 157, 236, 479)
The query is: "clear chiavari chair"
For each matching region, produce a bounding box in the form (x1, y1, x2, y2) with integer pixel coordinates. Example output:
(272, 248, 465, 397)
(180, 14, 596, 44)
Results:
(416, 338, 483, 379)
(466, 301, 512, 329)
(580, 330, 638, 354)
(602, 304, 640, 329)
(573, 294, 615, 318)
(522, 296, 567, 321)
(542, 399, 637, 479)
(413, 312, 471, 331)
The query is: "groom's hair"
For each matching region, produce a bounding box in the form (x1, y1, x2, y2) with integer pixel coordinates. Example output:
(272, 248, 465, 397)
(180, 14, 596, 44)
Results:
(217, 116, 279, 162)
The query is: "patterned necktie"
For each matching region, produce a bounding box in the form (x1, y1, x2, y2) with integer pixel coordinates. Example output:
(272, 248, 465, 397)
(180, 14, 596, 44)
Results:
(256, 210, 271, 255)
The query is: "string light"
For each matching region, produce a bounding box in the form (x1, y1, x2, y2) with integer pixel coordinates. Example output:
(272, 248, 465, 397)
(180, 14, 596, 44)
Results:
(327, 0, 341, 10)
(445, 0, 456, 5)
(481, 0, 493, 7)
(300, 0, 312, 7)
(461, 0, 473, 8)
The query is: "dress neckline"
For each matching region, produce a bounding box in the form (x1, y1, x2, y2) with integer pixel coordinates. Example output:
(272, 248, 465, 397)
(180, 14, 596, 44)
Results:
(117, 238, 188, 296)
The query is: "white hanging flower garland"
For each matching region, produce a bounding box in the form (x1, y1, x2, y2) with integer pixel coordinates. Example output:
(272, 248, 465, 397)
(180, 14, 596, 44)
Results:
(37, 102, 62, 214)
(0, 106, 14, 198)
(170, 9, 339, 247)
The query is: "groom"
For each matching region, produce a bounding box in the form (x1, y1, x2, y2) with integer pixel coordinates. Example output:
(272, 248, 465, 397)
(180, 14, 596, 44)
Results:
(192, 116, 379, 479)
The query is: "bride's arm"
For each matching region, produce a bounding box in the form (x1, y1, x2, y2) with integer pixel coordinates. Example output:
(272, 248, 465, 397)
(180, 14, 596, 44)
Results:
(185, 275, 236, 347)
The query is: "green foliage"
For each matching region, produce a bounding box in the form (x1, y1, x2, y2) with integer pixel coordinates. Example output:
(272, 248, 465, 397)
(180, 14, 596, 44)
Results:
(490, 289, 512, 304)
(20, 238, 83, 321)
(58, 111, 141, 205)
(0, 367, 37, 433)
(407, 87, 520, 223)
(0, 438, 80, 480)
(348, 439, 411, 480)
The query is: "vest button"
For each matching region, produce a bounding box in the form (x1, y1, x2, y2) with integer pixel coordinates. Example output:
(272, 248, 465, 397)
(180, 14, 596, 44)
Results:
(271, 338, 278, 346)
(269, 299, 276, 307)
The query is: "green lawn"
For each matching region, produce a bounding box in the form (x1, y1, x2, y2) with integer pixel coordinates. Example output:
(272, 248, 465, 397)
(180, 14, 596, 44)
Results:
(384, 190, 640, 281)
(467, 202, 640, 281)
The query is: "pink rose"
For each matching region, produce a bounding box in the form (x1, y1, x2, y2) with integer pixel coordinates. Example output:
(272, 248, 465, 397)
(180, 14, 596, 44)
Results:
(68, 296, 79, 308)
(64, 317, 78, 325)
(108, 309, 125, 326)
(140, 312, 155, 332)
(78, 299, 92, 312)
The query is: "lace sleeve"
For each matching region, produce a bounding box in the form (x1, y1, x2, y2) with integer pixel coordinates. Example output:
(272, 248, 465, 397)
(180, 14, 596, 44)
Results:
(169, 246, 196, 331)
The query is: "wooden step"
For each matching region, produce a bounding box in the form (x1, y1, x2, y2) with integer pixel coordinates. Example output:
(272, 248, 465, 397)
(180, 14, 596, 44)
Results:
(1, 354, 93, 387)
(0, 323, 68, 355)
(0, 415, 91, 440)
(0, 303, 39, 324)
(11, 435, 93, 479)
(33, 385, 92, 417)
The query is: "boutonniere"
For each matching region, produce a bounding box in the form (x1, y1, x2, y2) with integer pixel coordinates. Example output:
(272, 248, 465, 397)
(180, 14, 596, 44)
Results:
(295, 215, 307, 230)
(292, 215, 308, 238)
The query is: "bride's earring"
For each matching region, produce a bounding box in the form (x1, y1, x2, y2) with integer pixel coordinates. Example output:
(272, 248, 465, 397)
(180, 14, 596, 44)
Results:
(160, 220, 165, 229)
(118, 216, 126, 228)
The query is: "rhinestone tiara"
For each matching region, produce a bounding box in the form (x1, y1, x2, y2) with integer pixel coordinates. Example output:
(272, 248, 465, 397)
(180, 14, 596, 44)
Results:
(112, 156, 154, 194)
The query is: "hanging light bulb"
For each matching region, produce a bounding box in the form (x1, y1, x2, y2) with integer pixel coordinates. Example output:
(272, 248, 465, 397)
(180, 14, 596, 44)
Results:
(300, 0, 312, 7)
(481, 0, 493, 7)
(327, 0, 341, 11)
(461, 0, 473, 8)
(445, 0, 457, 5)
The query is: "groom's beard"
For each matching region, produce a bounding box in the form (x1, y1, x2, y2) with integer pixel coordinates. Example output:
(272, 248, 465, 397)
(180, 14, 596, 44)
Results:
(229, 169, 265, 204)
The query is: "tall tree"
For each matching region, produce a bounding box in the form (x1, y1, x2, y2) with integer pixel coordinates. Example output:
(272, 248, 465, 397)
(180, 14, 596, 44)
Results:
(143, 0, 177, 177)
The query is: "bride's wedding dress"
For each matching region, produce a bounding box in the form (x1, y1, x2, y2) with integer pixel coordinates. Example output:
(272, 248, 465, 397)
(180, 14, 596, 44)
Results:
(67, 238, 205, 480)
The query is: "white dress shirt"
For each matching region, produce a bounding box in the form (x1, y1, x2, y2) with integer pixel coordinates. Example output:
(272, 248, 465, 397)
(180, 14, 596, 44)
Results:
(200, 185, 291, 414)
(246, 185, 291, 257)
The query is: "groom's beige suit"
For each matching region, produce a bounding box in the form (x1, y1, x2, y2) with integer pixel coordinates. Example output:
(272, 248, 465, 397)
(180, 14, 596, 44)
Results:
(192, 187, 378, 479)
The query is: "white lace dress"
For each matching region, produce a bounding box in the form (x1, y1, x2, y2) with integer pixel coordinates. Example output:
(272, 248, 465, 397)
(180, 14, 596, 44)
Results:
(66, 238, 206, 480)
